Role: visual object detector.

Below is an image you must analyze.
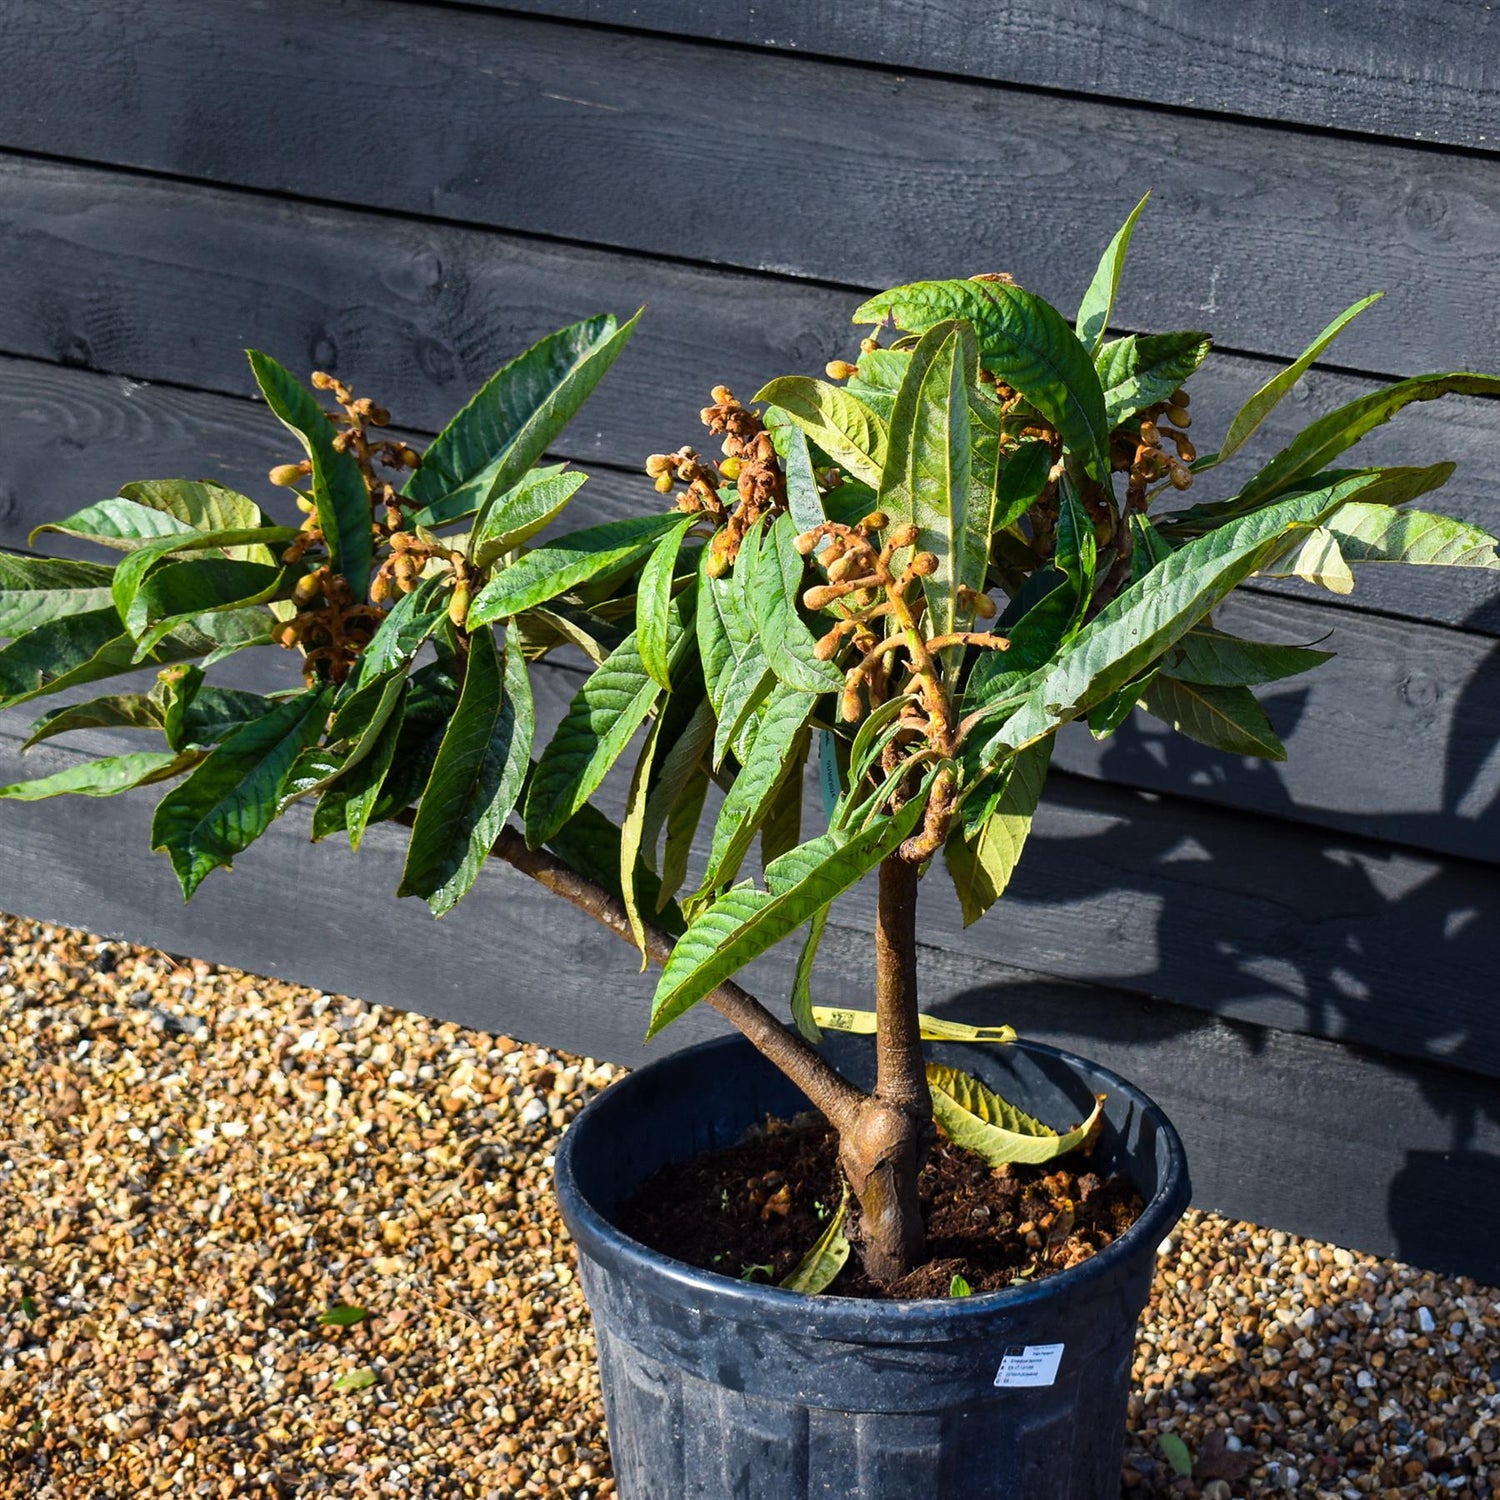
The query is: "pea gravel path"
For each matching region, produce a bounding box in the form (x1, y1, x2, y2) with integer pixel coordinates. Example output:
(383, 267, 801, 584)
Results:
(0, 914, 1494, 1500)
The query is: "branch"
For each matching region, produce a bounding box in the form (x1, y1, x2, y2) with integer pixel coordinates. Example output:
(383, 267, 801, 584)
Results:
(487, 826, 868, 1133)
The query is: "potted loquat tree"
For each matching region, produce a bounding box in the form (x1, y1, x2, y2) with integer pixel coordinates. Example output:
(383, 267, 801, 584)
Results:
(3, 200, 1497, 1496)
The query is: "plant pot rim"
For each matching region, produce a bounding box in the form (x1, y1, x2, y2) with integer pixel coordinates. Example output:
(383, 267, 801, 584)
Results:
(555, 1032, 1190, 1337)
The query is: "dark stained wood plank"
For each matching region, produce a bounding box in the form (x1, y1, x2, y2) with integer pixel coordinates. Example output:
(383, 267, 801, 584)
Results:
(4, 357, 1500, 871)
(6, 701, 1500, 1089)
(2, 3, 1500, 379)
(484, 0, 1500, 155)
(1, 720, 1498, 1281)
(2, 157, 1498, 632)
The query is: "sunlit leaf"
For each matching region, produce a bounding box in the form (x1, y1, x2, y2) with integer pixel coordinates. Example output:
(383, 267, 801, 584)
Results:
(1074, 192, 1150, 354)
(927, 1064, 1103, 1166)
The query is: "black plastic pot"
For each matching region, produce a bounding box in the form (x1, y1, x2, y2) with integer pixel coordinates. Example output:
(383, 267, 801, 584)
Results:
(555, 1033, 1190, 1500)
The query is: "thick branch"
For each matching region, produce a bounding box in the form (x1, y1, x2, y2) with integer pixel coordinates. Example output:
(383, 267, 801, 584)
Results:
(873, 854, 928, 1111)
(490, 828, 867, 1134)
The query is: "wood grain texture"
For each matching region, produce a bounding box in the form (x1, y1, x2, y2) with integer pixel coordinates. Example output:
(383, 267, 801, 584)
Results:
(1, 3, 1499, 379)
(4, 357, 1500, 870)
(483, 0, 1500, 155)
(2, 156, 1497, 632)
(0, 721, 1496, 1280)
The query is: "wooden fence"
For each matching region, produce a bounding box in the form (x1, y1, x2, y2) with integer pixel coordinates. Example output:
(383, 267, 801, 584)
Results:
(1, 0, 1497, 1281)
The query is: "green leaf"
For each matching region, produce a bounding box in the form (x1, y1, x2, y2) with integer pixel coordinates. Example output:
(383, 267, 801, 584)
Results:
(0, 554, 117, 637)
(1074, 191, 1151, 354)
(647, 794, 928, 1037)
(991, 438, 1053, 533)
(966, 475, 1384, 767)
(854, 279, 1109, 479)
(945, 739, 1051, 926)
(248, 353, 373, 597)
(1326, 503, 1500, 568)
(752, 517, 845, 694)
(876, 322, 975, 639)
(949, 1274, 972, 1298)
(343, 698, 406, 851)
(525, 622, 677, 847)
(1164, 627, 1333, 687)
(658, 762, 709, 914)
(1237, 372, 1500, 506)
(1138, 676, 1286, 760)
(154, 663, 204, 752)
(619, 713, 665, 962)
(778, 1186, 850, 1295)
(759, 734, 806, 869)
(780, 426, 827, 533)
(965, 476, 1094, 706)
(788, 906, 828, 1044)
(0, 608, 145, 710)
(0, 750, 200, 801)
(406, 311, 640, 527)
(23, 693, 164, 748)
(350, 575, 450, 687)
(469, 468, 589, 568)
(1260, 526, 1354, 594)
(753, 379, 889, 487)
(468, 513, 682, 626)
(1096, 331, 1211, 427)
(128, 556, 288, 656)
(642, 697, 714, 867)
(636, 516, 695, 690)
(151, 688, 332, 899)
(331, 1367, 377, 1394)
(1217, 295, 1382, 461)
(697, 683, 817, 896)
(30, 479, 269, 551)
(1163, 461, 1456, 537)
(926, 1064, 1103, 1166)
(317, 1305, 368, 1327)
(398, 626, 533, 915)
(1158, 1433, 1194, 1479)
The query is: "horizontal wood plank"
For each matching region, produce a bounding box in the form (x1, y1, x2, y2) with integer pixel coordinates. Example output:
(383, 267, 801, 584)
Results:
(1, 156, 1498, 633)
(483, 0, 1500, 154)
(1, 4, 1499, 379)
(4, 357, 1500, 870)
(0, 722, 1496, 1280)
(6, 688, 1500, 1089)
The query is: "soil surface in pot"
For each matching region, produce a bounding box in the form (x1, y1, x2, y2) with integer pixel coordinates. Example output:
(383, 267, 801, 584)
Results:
(616, 1113, 1143, 1299)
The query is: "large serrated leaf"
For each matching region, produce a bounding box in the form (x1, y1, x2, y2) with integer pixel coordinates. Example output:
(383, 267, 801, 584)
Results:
(696, 683, 817, 897)
(468, 513, 682, 626)
(1096, 331, 1211, 427)
(31, 480, 269, 551)
(1216, 295, 1381, 462)
(788, 906, 829, 1044)
(1074, 192, 1150, 355)
(1260, 526, 1354, 595)
(647, 794, 928, 1037)
(753, 517, 845, 694)
(525, 617, 679, 847)
(1325, 503, 1500, 568)
(0, 555, 117, 637)
(398, 625, 533, 915)
(778, 1186, 850, 1295)
(1237, 372, 1500, 506)
(945, 739, 1052, 926)
(406, 312, 640, 528)
(636, 515, 696, 690)
(1163, 628, 1333, 687)
(877, 322, 975, 640)
(151, 688, 332, 899)
(780, 426, 827, 533)
(854, 280, 1109, 480)
(248, 353, 373, 597)
(753, 379, 889, 487)
(0, 750, 201, 801)
(965, 475, 1387, 769)
(469, 468, 589, 568)
(927, 1064, 1103, 1166)
(1138, 676, 1286, 760)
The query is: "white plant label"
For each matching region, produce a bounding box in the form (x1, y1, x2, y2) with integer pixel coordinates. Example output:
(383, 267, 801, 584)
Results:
(993, 1343, 1065, 1388)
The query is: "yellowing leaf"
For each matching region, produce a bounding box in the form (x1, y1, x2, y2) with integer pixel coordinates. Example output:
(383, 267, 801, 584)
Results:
(812, 1007, 1016, 1045)
(778, 1187, 850, 1295)
(926, 1064, 1104, 1167)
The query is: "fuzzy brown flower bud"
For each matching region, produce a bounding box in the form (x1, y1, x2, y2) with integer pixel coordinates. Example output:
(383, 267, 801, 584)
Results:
(310, 371, 337, 391)
(888, 523, 921, 550)
(825, 360, 858, 381)
(859, 511, 889, 532)
(1165, 406, 1191, 429)
(910, 552, 939, 577)
(803, 584, 838, 611)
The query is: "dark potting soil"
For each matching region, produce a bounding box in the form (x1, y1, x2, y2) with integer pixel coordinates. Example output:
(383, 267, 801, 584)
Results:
(616, 1113, 1144, 1300)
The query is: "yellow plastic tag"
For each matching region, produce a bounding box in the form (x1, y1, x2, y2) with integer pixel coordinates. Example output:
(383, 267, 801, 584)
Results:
(809, 1007, 1017, 1045)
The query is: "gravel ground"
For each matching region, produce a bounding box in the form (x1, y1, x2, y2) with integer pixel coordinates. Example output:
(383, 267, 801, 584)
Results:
(0, 913, 1495, 1500)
